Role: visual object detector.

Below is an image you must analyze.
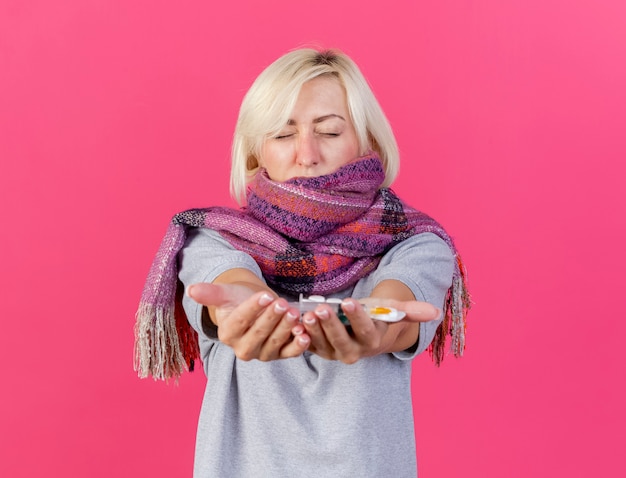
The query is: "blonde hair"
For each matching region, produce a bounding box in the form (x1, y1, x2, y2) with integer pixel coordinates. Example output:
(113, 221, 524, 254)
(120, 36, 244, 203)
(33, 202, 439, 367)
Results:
(230, 48, 399, 204)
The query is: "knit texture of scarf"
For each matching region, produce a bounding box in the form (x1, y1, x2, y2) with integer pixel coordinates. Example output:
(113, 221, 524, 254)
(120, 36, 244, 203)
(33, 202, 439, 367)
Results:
(134, 154, 470, 380)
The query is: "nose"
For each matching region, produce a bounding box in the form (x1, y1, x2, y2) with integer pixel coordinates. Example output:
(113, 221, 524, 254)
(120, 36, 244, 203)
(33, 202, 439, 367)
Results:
(295, 132, 320, 167)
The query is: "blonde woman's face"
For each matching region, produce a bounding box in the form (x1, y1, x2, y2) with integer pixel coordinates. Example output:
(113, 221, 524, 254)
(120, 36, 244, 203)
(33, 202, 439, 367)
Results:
(259, 76, 360, 181)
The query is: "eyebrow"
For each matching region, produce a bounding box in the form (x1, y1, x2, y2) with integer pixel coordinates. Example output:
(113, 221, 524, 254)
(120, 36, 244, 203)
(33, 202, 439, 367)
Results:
(286, 114, 346, 125)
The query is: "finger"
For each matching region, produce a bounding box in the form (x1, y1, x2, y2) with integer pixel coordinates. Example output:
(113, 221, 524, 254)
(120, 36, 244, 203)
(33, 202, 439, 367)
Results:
(256, 303, 300, 360)
(226, 296, 287, 359)
(217, 291, 275, 344)
(359, 297, 442, 323)
(278, 332, 311, 359)
(306, 306, 361, 362)
(398, 302, 442, 322)
(314, 306, 354, 350)
(186, 282, 257, 308)
(338, 299, 385, 352)
(301, 311, 333, 357)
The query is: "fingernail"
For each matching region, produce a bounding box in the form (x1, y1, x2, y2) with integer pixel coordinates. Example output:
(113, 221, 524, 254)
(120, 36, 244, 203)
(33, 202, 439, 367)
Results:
(341, 300, 355, 312)
(435, 307, 443, 320)
(274, 302, 287, 313)
(185, 285, 195, 297)
(258, 293, 273, 306)
(315, 308, 329, 320)
(298, 336, 310, 346)
(286, 311, 299, 321)
(303, 316, 316, 325)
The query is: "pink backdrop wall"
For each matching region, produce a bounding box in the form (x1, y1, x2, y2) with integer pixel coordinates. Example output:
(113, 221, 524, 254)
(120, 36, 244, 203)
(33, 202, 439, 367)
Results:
(2, 1, 625, 476)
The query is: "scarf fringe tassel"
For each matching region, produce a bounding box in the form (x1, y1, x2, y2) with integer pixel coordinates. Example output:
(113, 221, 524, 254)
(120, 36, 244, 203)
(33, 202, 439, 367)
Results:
(134, 302, 198, 381)
(429, 256, 472, 366)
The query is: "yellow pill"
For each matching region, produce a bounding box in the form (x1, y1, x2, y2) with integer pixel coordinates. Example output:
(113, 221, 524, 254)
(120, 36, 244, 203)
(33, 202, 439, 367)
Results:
(371, 307, 392, 315)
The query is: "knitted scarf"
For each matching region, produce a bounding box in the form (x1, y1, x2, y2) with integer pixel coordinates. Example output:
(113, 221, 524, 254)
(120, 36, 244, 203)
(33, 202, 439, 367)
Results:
(134, 154, 470, 380)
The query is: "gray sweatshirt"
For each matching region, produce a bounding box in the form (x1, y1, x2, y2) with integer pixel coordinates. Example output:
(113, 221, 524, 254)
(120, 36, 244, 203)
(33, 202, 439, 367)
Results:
(179, 229, 454, 478)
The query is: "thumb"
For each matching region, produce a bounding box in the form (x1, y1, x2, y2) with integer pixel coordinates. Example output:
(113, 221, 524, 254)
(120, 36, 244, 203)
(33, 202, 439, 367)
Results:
(400, 301, 442, 322)
(185, 283, 255, 308)
(359, 298, 442, 323)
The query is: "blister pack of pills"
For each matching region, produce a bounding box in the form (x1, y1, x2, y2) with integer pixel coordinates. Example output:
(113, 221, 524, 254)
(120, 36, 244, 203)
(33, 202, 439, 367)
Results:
(288, 294, 406, 324)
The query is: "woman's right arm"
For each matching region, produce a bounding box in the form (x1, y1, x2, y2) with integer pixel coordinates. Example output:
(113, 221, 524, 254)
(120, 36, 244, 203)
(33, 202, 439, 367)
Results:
(179, 229, 310, 361)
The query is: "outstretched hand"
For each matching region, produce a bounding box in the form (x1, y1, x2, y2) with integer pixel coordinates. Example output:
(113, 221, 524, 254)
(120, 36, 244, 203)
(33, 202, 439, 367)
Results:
(186, 283, 311, 361)
(301, 297, 441, 364)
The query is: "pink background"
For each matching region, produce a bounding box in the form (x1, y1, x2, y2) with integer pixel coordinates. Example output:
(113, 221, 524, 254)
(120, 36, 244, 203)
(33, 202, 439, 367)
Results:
(2, 1, 625, 476)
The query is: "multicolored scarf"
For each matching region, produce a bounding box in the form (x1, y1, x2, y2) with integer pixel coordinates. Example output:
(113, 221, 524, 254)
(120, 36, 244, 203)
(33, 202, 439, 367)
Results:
(134, 155, 470, 380)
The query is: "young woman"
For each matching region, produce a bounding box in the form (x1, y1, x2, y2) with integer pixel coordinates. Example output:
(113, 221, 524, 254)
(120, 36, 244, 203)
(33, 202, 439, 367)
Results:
(135, 48, 470, 477)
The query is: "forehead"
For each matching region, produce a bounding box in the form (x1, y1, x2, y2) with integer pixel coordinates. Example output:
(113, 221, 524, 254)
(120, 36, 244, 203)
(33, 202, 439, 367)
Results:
(291, 76, 350, 117)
